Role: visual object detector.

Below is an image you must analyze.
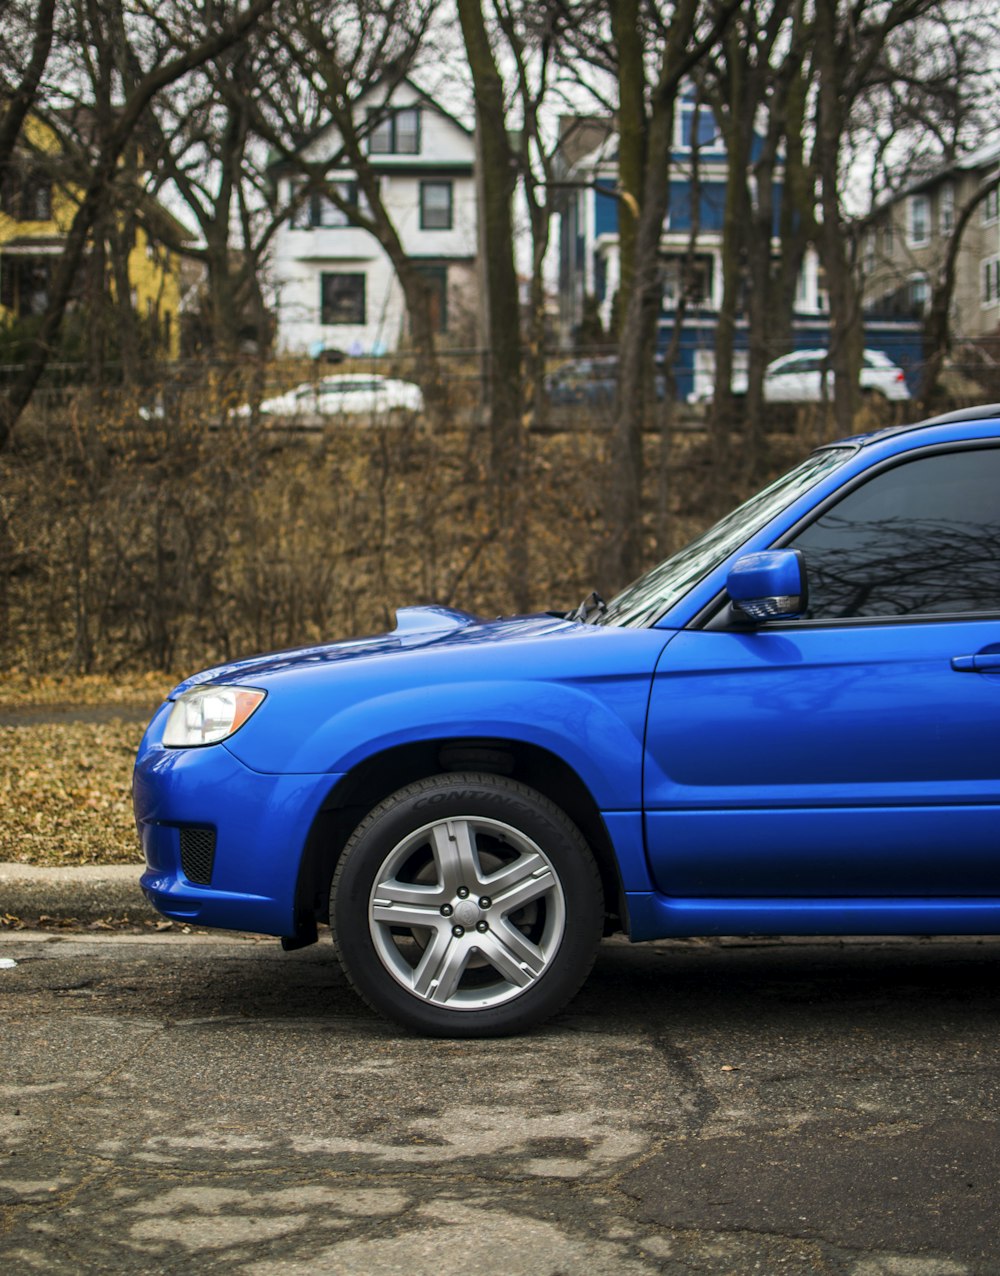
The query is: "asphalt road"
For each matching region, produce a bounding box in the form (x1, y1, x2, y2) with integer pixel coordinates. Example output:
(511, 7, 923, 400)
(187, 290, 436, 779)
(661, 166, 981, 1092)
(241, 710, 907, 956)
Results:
(2, 930, 999, 1275)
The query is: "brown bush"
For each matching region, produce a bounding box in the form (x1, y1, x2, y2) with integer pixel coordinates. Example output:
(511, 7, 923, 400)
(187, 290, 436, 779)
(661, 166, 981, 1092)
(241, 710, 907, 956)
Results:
(0, 368, 830, 676)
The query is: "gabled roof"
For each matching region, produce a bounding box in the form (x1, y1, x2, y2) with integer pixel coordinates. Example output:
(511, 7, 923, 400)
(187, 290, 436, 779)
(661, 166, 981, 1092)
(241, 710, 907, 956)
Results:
(270, 76, 472, 174)
(883, 138, 1000, 205)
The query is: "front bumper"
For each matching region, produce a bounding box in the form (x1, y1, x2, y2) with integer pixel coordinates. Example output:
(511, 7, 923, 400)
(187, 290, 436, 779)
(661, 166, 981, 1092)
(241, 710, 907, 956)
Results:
(133, 703, 339, 936)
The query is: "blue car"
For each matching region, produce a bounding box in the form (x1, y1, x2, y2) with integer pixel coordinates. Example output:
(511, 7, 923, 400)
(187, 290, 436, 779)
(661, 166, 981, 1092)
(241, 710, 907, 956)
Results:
(134, 403, 1000, 1036)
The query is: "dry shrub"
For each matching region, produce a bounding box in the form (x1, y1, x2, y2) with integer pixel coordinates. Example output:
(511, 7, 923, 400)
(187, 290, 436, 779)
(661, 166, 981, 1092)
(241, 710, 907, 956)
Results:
(0, 380, 613, 674)
(0, 368, 846, 677)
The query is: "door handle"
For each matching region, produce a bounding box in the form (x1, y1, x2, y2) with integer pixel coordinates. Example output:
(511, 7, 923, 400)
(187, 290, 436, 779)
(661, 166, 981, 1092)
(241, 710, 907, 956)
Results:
(952, 653, 1000, 672)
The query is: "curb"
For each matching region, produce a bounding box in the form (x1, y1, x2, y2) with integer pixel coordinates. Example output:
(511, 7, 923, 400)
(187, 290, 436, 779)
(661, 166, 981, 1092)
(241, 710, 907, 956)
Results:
(0, 862, 159, 925)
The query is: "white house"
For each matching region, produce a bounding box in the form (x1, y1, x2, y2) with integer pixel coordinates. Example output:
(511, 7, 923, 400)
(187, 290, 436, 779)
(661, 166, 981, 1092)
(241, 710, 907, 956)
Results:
(270, 83, 478, 356)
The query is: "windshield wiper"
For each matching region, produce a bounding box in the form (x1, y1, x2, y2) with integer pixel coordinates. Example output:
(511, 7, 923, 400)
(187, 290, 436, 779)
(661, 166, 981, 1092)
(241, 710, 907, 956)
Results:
(568, 590, 607, 624)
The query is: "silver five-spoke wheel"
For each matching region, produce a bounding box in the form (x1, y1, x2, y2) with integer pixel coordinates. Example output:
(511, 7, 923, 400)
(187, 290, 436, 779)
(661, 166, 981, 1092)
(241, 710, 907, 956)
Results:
(331, 773, 604, 1037)
(370, 815, 566, 1010)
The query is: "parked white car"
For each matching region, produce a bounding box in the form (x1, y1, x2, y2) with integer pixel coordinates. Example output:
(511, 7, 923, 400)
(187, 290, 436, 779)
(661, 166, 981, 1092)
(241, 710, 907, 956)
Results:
(690, 349, 911, 404)
(244, 374, 424, 423)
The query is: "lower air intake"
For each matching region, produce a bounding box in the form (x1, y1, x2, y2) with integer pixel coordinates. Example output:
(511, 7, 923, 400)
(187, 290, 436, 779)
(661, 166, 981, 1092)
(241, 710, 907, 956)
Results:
(179, 827, 216, 885)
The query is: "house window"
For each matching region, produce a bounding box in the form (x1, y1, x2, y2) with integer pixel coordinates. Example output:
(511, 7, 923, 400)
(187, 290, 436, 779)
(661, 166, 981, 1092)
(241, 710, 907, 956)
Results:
(661, 254, 714, 308)
(291, 180, 360, 229)
(908, 273, 930, 314)
(863, 232, 875, 276)
(676, 99, 723, 152)
(983, 257, 1000, 307)
(0, 255, 52, 316)
(420, 181, 453, 230)
(907, 194, 930, 247)
(1, 163, 52, 222)
(816, 262, 830, 312)
(320, 273, 366, 325)
(939, 183, 954, 234)
(367, 107, 421, 155)
(984, 186, 999, 226)
(882, 220, 895, 255)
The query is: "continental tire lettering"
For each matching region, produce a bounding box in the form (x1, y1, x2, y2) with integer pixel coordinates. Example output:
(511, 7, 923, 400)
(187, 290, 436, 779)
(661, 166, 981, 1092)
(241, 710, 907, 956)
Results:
(413, 793, 533, 818)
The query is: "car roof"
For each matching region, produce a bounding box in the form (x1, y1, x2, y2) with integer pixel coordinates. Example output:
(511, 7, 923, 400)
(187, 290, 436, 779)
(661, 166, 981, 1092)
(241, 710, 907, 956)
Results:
(827, 402, 1000, 449)
(319, 374, 386, 386)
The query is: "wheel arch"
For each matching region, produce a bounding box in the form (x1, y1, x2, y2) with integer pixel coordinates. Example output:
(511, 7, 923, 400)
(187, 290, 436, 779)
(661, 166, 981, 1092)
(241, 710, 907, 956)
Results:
(293, 736, 628, 940)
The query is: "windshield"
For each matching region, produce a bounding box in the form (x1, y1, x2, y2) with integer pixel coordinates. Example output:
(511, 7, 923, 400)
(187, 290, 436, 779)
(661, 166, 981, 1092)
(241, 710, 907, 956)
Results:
(598, 447, 855, 628)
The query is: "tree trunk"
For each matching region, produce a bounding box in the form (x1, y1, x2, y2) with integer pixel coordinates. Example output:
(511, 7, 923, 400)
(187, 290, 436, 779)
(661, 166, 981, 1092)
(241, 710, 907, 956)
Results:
(610, 0, 645, 331)
(457, 0, 526, 608)
(918, 174, 1000, 411)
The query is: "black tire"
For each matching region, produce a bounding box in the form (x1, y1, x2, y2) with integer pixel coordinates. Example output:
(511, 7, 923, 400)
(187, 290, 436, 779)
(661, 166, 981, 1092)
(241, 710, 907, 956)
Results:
(330, 772, 604, 1037)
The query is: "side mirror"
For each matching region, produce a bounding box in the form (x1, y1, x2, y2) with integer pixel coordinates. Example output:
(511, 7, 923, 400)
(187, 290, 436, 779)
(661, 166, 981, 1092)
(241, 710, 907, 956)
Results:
(726, 550, 807, 623)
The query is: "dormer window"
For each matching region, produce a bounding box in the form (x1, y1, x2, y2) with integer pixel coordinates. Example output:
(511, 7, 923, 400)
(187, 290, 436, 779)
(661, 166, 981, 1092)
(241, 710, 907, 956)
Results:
(368, 107, 421, 155)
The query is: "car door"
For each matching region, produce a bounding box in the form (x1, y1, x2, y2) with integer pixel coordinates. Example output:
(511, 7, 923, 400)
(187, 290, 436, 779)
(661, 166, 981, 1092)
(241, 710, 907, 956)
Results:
(765, 354, 816, 402)
(644, 442, 1000, 899)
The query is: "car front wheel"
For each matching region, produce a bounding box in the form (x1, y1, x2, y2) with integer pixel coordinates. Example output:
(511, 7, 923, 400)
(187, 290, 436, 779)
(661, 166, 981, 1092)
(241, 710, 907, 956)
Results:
(330, 772, 604, 1037)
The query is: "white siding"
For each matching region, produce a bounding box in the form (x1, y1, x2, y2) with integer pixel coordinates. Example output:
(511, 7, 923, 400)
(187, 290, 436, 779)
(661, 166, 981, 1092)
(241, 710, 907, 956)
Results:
(272, 91, 477, 355)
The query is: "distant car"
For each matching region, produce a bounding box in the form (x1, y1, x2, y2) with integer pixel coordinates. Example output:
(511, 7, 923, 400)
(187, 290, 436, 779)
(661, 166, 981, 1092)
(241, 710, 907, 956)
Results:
(246, 374, 424, 423)
(689, 349, 911, 404)
(135, 401, 1000, 1038)
(546, 357, 666, 406)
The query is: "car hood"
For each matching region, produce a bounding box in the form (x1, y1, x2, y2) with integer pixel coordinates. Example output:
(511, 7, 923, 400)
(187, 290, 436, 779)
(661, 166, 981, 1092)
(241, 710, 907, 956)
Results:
(168, 606, 573, 698)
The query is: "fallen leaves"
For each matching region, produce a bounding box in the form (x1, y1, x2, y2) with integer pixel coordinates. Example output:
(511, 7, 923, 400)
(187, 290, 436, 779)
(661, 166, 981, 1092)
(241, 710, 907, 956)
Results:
(0, 719, 144, 866)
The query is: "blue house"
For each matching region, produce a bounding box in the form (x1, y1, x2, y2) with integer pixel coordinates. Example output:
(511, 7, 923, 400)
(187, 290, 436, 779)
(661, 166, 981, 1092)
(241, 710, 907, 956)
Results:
(556, 105, 924, 400)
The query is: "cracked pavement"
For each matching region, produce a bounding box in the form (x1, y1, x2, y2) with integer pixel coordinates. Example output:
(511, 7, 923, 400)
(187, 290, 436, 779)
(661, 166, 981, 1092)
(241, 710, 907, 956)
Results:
(2, 930, 999, 1274)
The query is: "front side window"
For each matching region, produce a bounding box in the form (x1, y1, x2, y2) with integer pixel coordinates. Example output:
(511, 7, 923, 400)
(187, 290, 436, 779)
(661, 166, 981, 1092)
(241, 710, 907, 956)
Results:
(600, 448, 855, 627)
(984, 186, 999, 226)
(787, 448, 1000, 619)
(420, 181, 453, 230)
(320, 273, 366, 325)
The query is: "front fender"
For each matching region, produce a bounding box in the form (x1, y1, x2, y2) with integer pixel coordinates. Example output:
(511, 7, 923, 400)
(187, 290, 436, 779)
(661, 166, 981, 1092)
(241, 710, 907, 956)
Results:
(225, 675, 652, 810)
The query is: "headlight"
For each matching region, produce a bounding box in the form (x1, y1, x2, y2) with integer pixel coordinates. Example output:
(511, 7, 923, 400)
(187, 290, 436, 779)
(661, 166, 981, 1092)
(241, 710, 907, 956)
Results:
(163, 686, 266, 748)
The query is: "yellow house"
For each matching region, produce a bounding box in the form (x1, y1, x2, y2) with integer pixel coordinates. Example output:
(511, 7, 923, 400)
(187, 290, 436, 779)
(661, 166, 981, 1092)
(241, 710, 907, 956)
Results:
(0, 116, 184, 359)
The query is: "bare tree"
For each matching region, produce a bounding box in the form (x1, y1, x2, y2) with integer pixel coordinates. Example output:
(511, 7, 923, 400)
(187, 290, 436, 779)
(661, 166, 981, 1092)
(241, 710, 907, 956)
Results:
(810, 0, 935, 435)
(134, 13, 281, 357)
(0, 0, 58, 180)
(456, 0, 528, 604)
(918, 171, 1000, 410)
(847, 0, 1000, 408)
(698, 1, 814, 501)
(0, 0, 278, 450)
(601, 0, 738, 590)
